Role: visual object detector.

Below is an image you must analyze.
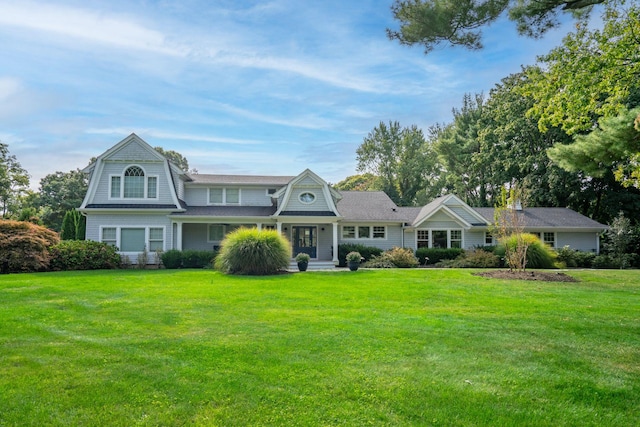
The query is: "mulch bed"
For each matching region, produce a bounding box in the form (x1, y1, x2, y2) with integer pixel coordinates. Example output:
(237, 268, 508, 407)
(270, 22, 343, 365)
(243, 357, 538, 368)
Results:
(473, 270, 579, 282)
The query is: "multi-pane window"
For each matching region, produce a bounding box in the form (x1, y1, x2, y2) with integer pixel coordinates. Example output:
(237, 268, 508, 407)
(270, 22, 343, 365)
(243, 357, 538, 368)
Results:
(342, 225, 386, 239)
(485, 232, 493, 245)
(373, 226, 386, 239)
(543, 232, 555, 247)
(148, 228, 164, 251)
(147, 176, 157, 199)
(417, 230, 429, 248)
(123, 166, 145, 198)
(450, 230, 462, 248)
(100, 227, 164, 252)
(209, 188, 240, 205)
(416, 229, 463, 248)
(102, 227, 117, 247)
(111, 166, 157, 199)
(342, 226, 356, 238)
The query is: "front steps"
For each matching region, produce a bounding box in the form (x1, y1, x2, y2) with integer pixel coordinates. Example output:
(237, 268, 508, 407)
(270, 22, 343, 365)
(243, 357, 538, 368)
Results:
(288, 260, 338, 271)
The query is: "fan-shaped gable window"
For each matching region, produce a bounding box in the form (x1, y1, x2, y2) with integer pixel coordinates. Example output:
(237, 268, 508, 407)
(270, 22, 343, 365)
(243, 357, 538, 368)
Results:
(124, 166, 145, 198)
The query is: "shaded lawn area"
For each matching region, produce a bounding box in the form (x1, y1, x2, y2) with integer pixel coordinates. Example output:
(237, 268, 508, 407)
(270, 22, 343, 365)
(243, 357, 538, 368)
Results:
(0, 269, 638, 426)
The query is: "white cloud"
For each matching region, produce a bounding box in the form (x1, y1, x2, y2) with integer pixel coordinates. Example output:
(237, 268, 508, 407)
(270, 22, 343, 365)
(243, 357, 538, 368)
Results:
(85, 128, 261, 146)
(0, 1, 186, 56)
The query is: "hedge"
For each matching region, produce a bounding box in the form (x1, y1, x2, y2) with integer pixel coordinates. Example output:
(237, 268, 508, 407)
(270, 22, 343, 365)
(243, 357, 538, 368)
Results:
(415, 248, 464, 265)
(337, 244, 383, 267)
(49, 240, 121, 271)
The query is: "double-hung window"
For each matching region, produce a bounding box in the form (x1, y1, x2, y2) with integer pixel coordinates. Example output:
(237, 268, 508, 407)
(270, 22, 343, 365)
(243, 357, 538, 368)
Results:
(209, 188, 241, 205)
(543, 232, 555, 247)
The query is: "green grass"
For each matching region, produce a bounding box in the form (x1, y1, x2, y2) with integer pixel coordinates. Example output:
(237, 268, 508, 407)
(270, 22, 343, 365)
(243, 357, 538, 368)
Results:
(1, 269, 638, 426)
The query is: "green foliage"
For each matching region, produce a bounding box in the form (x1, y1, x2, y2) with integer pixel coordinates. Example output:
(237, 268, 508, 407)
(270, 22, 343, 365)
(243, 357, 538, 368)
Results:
(387, 0, 602, 53)
(181, 250, 215, 269)
(337, 244, 383, 267)
(295, 252, 311, 263)
(0, 142, 30, 219)
(333, 173, 380, 191)
(496, 234, 557, 269)
(60, 209, 85, 240)
(346, 251, 364, 263)
(153, 146, 190, 172)
(555, 246, 597, 268)
(161, 249, 183, 269)
(36, 169, 88, 232)
(215, 228, 291, 275)
(356, 121, 438, 205)
(415, 247, 464, 265)
(49, 240, 121, 271)
(447, 248, 501, 268)
(548, 107, 640, 180)
(363, 247, 419, 268)
(524, 5, 640, 136)
(0, 219, 59, 272)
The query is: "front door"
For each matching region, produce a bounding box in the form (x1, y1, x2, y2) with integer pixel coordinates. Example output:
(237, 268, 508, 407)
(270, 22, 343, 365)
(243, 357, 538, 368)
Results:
(293, 226, 317, 258)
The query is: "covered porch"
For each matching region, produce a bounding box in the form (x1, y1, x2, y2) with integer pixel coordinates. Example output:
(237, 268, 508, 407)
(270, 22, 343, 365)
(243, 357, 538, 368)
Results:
(170, 215, 340, 264)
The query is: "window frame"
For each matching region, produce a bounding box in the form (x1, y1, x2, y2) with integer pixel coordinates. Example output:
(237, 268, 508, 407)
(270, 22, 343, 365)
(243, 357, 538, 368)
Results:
(341, 225, 387, 240)
(208, 187, 242, 205)
(99, 226, 165, 253)
(108, 165, 158, 200)
(415, 228, 464, 249)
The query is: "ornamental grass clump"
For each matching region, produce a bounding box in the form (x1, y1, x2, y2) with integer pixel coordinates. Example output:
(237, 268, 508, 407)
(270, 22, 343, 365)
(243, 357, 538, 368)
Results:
(496, 233, 558, 269)
(215, 227, 291, 275)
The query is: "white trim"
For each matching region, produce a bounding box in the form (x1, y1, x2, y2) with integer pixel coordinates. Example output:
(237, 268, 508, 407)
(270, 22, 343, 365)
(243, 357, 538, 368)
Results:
(415, 227, 464, 249)
(208, 187, 242, 205)
(99, 225, 166, 253)
(340, 224, 387, 240)
(298, 191, 316, 204)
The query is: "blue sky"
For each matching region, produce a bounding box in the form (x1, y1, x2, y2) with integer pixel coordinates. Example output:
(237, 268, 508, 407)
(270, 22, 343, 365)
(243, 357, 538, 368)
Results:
(0, 0, 581, 189)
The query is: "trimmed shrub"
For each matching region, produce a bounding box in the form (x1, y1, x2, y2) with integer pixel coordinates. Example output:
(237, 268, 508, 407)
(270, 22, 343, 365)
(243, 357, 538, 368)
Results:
(182, 250, 215, 268)
(415, 248, 464, 265)
(593, 253, 639, 269)
(49, 240, 121, 271)
(363, 247, 419, 268)
(495, 233, 557, 269)
(337, 244, 383, 267)
(0, 220, 60, 273)
(162, 249, 183, 269)
(448, 248, 500, 268)
(215, 228, 291, 275)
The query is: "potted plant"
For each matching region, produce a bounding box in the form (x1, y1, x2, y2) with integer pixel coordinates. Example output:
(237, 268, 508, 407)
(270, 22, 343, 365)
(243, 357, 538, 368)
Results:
(295, 252, 311, 271)
(346, 251, 363, 271)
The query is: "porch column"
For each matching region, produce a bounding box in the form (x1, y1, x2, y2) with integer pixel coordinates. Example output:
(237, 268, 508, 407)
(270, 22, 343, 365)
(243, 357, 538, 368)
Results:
(332, 222, 339, 263)
(276, 222, 282, 233)
(176, 221, 183, 251)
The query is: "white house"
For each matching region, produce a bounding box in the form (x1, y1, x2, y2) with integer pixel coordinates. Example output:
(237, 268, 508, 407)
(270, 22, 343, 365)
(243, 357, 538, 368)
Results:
(79, 134, 606, 265)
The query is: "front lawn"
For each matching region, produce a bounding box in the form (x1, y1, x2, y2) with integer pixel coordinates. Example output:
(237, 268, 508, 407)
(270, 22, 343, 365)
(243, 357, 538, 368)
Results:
(1, 269, 638, 426)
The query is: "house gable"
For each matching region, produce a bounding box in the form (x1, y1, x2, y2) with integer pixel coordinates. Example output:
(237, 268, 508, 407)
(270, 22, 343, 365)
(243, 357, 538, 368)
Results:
(412, 195, 487, 229)
(80, 134, 184, 211)
(274, 169, 342, 217)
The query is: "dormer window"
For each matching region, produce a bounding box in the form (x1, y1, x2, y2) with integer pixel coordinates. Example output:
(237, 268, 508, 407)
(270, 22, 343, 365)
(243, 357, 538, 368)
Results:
(110, 165, 158, 199)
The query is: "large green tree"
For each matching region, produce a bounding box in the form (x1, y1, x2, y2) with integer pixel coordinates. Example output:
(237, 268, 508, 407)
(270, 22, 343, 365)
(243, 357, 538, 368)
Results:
(431, 93, 492, 206)
(356, 121, 438, 206)
(0, 142, 30, 218)
(36, 169, 89, 231)
(387, 0, 606, 53)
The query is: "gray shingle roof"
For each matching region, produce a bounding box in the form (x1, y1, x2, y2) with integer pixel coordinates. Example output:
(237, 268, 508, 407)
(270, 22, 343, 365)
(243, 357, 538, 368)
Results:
(473, 207, 606, 230)
(186, 174, 294, 185)
(336, 191, 408, 222)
